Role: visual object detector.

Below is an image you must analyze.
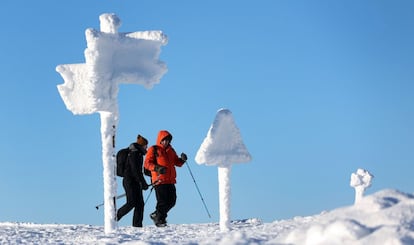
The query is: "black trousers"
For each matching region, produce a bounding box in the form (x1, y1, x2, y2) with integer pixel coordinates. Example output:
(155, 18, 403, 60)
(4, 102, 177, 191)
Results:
(154, 184, 177, 221)
(117, 178, 144, 227)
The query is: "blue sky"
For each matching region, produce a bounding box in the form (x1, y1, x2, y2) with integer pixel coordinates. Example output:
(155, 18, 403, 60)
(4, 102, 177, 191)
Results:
(1, 0, 413, 227)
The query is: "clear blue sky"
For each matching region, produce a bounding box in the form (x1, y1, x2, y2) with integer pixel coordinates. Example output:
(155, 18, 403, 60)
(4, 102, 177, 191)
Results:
(1, 0, 413, 227)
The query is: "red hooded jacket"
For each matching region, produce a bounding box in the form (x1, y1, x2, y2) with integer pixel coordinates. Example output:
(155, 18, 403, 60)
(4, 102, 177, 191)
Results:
(144, 130, 184, 184)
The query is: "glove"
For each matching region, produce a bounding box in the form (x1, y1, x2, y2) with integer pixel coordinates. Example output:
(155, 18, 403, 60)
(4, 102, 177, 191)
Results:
(141, 182, 149, 191)
(180, 152, 188, 162)
(154, 165, 166, 174)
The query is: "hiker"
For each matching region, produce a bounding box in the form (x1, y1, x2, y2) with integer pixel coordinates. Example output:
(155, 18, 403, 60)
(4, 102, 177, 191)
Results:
(117, 134, 150, 227)
(144, 130, 187, 227)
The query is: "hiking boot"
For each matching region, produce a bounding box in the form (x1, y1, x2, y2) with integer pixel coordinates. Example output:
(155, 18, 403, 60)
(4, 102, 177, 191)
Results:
(150, 212, 167, 227)
(150, 212, 157, 221)
(156, 217, 167, 227)
(155, 221, 167, 227)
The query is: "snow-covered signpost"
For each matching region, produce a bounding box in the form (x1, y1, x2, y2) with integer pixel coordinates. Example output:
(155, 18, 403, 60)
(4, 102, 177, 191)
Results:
(350, 168, 374, 205)
(56, 13, 168, 234)
(195, 108, 252, 231)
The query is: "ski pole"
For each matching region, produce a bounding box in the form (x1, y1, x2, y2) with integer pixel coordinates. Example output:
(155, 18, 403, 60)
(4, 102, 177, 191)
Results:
(144, 179, 161, 205)
(95, 193, 126, 210)
(185, 161, 211, 218)
(144, 186, 154, 205)
(95, 182, 158, 210)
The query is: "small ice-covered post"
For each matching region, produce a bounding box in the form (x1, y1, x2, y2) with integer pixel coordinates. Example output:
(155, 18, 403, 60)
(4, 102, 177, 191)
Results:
(350, 168, 374, 205)
(195, 108, 251, 231)
(56, 13, 167, 234)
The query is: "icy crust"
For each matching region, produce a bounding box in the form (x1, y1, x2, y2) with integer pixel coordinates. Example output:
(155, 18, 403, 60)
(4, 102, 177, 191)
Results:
(56, 64, 95, 114)
(125, 30, 168, 45)
(195, 108, 252, 167)
(84, 28, 168, 88)
(350, 168, 373, 188)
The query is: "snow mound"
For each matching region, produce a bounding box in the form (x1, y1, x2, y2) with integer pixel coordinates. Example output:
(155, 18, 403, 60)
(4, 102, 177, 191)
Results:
(273, 189, 414, 244)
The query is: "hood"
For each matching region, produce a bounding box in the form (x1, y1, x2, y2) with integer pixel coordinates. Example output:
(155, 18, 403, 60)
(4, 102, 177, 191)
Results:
(156, 130, 173, 145)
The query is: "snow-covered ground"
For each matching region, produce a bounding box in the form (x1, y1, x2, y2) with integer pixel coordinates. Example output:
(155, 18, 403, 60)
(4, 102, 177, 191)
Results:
(2, 189, 414, 244)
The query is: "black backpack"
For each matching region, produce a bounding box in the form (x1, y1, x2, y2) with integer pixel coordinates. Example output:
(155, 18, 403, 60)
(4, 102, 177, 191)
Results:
(116, 147, 130, 177)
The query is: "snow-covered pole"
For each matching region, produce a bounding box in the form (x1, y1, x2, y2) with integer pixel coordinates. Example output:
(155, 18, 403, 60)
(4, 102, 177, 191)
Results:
(100, 112, 118, 232)
(56, 13, 168, 234)
(350, 168, 374, 205)
(195, 108, 251, 232)
(218, 166, 232, 231)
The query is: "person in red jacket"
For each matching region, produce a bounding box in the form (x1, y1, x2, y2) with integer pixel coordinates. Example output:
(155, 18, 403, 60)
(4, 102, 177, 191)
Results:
(144, 130, 187, 227)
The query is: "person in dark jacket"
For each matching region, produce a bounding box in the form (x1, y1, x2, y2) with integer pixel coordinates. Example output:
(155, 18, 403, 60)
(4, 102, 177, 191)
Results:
(144, 130, 187, 227)
(116, 134, 150, 227)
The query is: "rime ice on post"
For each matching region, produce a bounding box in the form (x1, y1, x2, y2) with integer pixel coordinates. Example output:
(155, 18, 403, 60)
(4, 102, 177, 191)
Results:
(56, 13, 168, 234)
(350, 168, 374, 205)
(195, 108, 251, 231)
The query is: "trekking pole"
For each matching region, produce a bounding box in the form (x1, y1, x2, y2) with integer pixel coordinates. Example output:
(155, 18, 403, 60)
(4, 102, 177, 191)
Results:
(95, 193, 126, 210)
(144, 186, 154, 205)
(95, 181, 159, 210)
(144, 179, 161, 205)
(185, 161, 211, 218)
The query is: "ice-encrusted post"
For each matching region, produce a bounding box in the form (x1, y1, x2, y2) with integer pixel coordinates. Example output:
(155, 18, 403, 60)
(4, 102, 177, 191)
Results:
(218, 165, 232, 231)
(195, 108, 252, 231)
(350, 168, 374, 205)
(56, 13, 167, 234)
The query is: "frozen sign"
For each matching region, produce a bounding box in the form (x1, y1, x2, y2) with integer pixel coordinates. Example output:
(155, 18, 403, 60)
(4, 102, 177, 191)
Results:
(195, 108, 251, 231)
(350, 168, 374, 205)
(56, 13, 168, 234)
